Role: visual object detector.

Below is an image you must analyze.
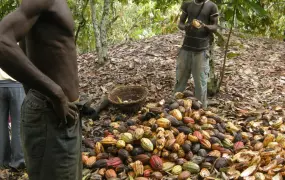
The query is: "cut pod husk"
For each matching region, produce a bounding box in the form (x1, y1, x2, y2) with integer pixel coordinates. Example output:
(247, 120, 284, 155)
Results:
(85, 156, 96, 167)
(200, 168, 210, 178)
(240, 164, 258, 177)
(254, 172, 266, 180)
(263, 134, 275, 147)
(130, 160, 144, 176)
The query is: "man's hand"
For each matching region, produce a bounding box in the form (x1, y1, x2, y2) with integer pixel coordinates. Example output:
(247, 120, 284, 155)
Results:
(203, 24, 218, 33)
(195, 20, 217, 33)
(51, 94, 79, 127)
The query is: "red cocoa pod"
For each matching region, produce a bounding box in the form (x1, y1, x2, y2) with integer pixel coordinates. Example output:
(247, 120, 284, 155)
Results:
(150, 155, 163, 171)
(234, 141, 244, 152)
(183, 117, 195, 124)
(107, 157, 123, 168)
(143, 169, 153, 177)
(193, 131, 203, 140)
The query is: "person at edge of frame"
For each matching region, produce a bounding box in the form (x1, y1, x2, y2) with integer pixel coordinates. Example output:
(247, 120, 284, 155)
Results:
(174, 0, 219, 108)
(0, 67, 25, 171)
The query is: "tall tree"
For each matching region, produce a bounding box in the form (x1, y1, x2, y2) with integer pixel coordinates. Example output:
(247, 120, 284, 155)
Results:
(89, 0, 180, 65)
(90, 0, 111, 65)
(75, 0, 90, 45)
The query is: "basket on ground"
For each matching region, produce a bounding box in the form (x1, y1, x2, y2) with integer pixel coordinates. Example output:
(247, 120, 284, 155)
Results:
(108, 86, 148, 112)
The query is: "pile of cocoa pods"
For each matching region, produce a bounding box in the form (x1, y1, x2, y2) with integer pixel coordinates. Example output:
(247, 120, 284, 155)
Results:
(81, 91, 285, 180)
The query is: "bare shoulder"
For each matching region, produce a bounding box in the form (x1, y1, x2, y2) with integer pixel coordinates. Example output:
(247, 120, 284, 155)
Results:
(20, 0, 55, 16)
(207, 1, 218, 8)
(0, 0, 56, 41)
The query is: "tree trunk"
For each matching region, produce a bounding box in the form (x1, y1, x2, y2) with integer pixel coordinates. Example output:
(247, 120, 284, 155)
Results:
(218, 7, 236, 90)
(75, 0, 89, 45)
(90, 0, 110, 65)
(100, 0, 111, 62)
(90, 0, 104, 64)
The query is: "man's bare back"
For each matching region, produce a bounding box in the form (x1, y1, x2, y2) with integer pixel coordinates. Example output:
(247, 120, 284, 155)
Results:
(0, 1, 82, 179)
(0, 0, 78, 121)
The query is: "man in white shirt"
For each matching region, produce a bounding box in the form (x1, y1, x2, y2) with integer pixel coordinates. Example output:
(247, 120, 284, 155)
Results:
(0, 68, 25, 170)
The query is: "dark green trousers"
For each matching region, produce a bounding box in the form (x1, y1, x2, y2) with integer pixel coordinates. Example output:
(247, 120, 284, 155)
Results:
(20, 90, 82, 180)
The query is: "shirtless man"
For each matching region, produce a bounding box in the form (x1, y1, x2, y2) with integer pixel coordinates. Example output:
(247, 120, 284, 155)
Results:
(0, 0, 82, 179)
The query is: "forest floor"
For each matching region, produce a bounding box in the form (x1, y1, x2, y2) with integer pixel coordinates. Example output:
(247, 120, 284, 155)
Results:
(2, 32, 285, 180)
(78, 32, 285, 118)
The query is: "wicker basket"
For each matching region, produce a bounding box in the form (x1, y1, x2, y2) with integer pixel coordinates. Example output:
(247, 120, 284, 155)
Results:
(108, 86, 148, 112)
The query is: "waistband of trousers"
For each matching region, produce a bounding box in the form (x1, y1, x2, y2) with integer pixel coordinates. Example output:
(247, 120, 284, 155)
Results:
(26, 89, 53, 108)
(28, 89, 80, 105)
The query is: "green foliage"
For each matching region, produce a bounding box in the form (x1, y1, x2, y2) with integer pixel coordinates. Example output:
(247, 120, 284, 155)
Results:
(154, 0, 180, 12)
(0, 0, 284, 52)
(68, 0, 96, 53)
(80, 0, 181, 52)
(217, 0, 284, 39)
(0, 0, 18, 19)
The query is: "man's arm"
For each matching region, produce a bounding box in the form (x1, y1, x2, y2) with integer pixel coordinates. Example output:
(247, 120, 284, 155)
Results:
(19, 38, 26, 55)
(0, 0, 65, 101)
(18, 38, 30, 94)
(203, 4, 219, 33)
(204, 15, 218, 33)
(178, 12, 188, 31)
(178, 2, 189, 31)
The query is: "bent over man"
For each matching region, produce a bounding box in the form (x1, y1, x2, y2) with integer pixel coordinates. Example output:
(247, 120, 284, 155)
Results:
(174, 0, 219, 108)
(0, 0, 81, 179)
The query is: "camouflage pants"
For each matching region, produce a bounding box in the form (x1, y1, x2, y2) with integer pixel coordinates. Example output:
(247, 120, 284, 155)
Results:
(174, 49, 210, 108)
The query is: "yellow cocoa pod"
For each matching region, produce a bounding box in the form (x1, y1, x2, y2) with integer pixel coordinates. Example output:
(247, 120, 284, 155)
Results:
(141, 138, 154, 151)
